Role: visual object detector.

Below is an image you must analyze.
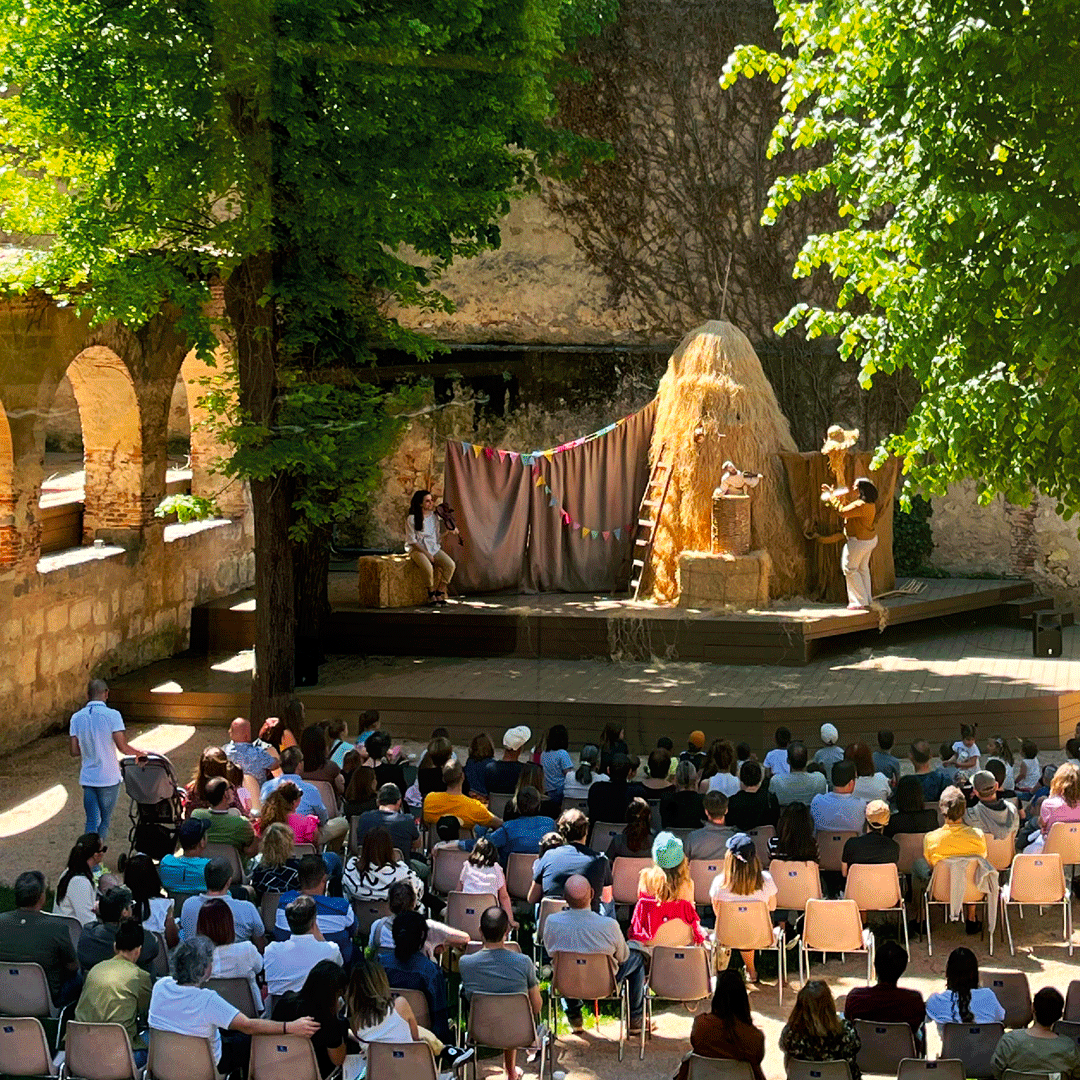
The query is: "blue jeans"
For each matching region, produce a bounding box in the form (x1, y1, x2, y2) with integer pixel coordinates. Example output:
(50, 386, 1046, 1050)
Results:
(83, 784, 121, 841)
(562, 948, 646, 1024)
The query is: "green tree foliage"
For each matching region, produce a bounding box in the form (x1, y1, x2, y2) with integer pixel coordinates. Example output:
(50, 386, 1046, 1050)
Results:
(724, 0, 1080, 512)
(0, 0, 612, 715)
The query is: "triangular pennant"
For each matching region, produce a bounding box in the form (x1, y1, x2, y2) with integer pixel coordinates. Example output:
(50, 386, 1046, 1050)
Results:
(461, 441, 472, 454)
(602, 530, 611, 540)
(581, 526, 589, 538)
(472, 444, 483, 458)
(498, 449, 508, 463)
(531, 463, 540, 476)
(544, 450, 554, 462)
(521, 454, 533, 467)
(483, 446, 495, 460)
(572, 521, 580, 531)
(549, 496, 557, 507)
(614, 528, 622, 540)
(561, 510, 571, 525)
(509, 451, 519, 461)
(616, 417, 625, 426)
(535, 474, 545, 487)
(591, 530, 599, 539)
(544, 485, 551, 495)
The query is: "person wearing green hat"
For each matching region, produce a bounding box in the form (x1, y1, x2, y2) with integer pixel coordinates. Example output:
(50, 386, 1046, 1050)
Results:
(709, 833, 777, 984)
(629, 832, 704, 947)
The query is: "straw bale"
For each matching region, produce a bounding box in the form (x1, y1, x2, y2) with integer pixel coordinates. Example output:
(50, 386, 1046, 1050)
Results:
(643, 321, 807, 602)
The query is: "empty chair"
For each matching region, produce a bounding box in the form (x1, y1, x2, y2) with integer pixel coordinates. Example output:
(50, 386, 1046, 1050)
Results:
(611, 857, 653, 906)
(896, 1060, 965, 1080)
(431, 846, 471, 896)
(292, 843, 318, 857)
(505, 852, 535, 902)
(47, 912, 83, 955)
(816, 832, 859, 873)
(985, 971, 1033, 1029)
(0, 1016, 55, 1077)
(145, 1029, 217, 1080)
(684, 1057, 757, 1080)
(249, 1033, 321, 1080)
(643, 946, 713, 1058)
(206, 977, 260, 1018)
(445, 892, 497, 942)
(1001, 853, 1072, 956)
(560, 797, 590, 814)
(535, 896, 569, 954)
(925, 860, 995, 957)
(713, 900, 786, 1005)
(364, 1041, 439, 1080)
(0, 961, 54, 1018)
(588, 821, 623, 852)
(844, 863, 909, 953)
(64, 1021, 141, 1080)
(939, 1022, 1005, 1080)
(466, 992, 545, 1080)
(203, 842, 245, 884)
(690, 860, 725, 909)
(771, 861, 823, 911)
(785, 1059, 853, 1080)
(895, 833, 927, 876)
(486, 792, 512, 820)
(800, 898, 875, 985)
(549, 951, 628, 1061)
(853, 1020, 916, 1076)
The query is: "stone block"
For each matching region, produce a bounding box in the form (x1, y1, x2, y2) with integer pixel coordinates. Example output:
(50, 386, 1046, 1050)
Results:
(677, 549, 772, 609)
(70, 597, 93, 629)
(46, 605, 68, 633)
(93, 599, 110, 626)
(357, 554, 430, 608)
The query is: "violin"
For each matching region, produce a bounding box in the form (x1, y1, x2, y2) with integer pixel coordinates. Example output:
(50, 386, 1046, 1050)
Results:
(435, 501, 464, 546)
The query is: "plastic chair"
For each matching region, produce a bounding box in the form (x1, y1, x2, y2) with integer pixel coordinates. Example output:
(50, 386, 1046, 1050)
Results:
(984, 834, 1018, 874)
(748, 826, 775, 868)
(939, 1022, 1005, 1080)
(204, 842, 245, 884)
(771, 861, 823, 911)
(0, 961, 54, 1018)
(364, 1041, 438, 1080)
(207, 976, 260, 1018)
(785, 1058, 852, 1080)
(46, 912, 83, 955)
(644, 946, 712, 1058)
(816, 831, 859, 872)
(145, 1029, 217, 1080)
(307, 780, 338, 820)
(844, 863, 909, 953)
(985, 970, 1033, 1029)
(150, 932, 169, 979)
(611, 857, 652, 906)
(800, 898, 875, 985)
(249, 1033, 321, 1080)
(549, 950, 629, 1061)
(505, 852, 535, 901)
(1065, 980, 1080, 1021)
(689, 859, 724, 909)
(896, 1060, 965, 1080)
(713, 899, 786, 1005)
(292, 843, 318, 857)
(0, 1016, 55, 1077)
(432, 846, 471, 896)
(895, 833, 927, 875)
(1002, 1071, 1054, 1080)
(487, 792, 512, 821)
(259, 890, 281, 937)
(924, 859, 994, 956)
(1001, 853, 1072, 956)
(588, 821, 623, 852)
(63, 1021, 140, 1080)
(391, 986, 431, 1030)
(1044, 821, 1080, 883)
(853, 1020, 916, 1076)
(445, 892, 497, 942)
(684, 1057, 756, 1080)
(351, 898, 392, 938)
(465, 992, 545, 1080)
(536, 897, 569, 960)
(1053, 1019, 1080, 1044)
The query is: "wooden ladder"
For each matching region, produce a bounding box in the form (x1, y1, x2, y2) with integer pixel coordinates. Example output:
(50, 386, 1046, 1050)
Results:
(629, 445, 674, 600)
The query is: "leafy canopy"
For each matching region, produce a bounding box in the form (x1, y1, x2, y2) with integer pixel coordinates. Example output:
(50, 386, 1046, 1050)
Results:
(723, 0, 1080, 514)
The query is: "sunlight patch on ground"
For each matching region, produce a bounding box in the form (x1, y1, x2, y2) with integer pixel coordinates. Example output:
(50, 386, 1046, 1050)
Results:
(151, 680, 184, 693)
(211, 650, 255, 674)
(135, 724, 197, 757)
(0, 784, 68, 838)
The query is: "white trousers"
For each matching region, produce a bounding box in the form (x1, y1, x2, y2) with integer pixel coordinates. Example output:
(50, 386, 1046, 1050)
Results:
(842, 534, 878, 608)
(409, 547, 455, 589)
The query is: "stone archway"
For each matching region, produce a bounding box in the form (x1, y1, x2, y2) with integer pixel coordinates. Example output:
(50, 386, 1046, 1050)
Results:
(65, 346, 145, 541)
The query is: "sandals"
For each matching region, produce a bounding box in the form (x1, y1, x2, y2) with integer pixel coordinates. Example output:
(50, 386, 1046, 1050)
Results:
(427, 589, 440, 606)
(434, 590, 448, 606)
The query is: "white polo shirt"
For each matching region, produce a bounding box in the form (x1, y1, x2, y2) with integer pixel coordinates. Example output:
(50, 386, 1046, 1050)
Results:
(69, 700, 125, 787)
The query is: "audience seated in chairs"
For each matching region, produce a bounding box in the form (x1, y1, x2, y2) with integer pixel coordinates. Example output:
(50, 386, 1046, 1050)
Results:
(78, 885, 160, 974)
(607, 797, 655, 860)
(191, 777, 259, 866)
(811, 761, 868, 833)
(885, 776, 938, 837)
(377, 910, 454, 1043)
(485, 785, 556, 865)
(660, 761, 706, 829)
(563, 744, 604, 801)
(275, 854, 353, 962)
(271, 960, 353, 1078)
(249, 822, 300, 901)
(354, 782, 421, 860)
(54, 833, 105, 926)
(458, 837, 517, 927)
(159, 818, 213, 897)
(264, 894, 343, 998)
(779, 979, 862, 1080)
(843, 940, 926, 1054)
(675, 969, 766, 1080)
(684, 791, 735, 860)
(530, 808, 612, 912)
(925, 946, 1006, 1034)
(965, 769, 1021, 839)
(540, 723, 575, 804)
(180, 857, 266, 948)
(769, 802, 820, 864)
(223, 717, 278, 784)
(367, 880, 469, 957)
(184, 747, 247, 819)
(423, 760, 501, 829)
(125, 852, 180, 949)
(991, 987, 1080, 1080)
(1025, 762, 1080, 853)
(725, 760, 776, 832)
(841, 801, 899, 876)
(710, 832, 777, 984)
(630, 832, 705, 948)
(343, 825, 423, 904)
(482, 726, 531, 796)
(198, 897, 264, 1009)
(588, 752, 647, 825)
(298, 724, 345, 795)
(261, 746, 349, 851)
(340, 758, 378, 819)
(769, 742, 828, 809)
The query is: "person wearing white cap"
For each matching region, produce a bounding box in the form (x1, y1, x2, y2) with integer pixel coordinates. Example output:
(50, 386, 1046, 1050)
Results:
(813, 724, 845, 774)
(483, 726, 531, 795)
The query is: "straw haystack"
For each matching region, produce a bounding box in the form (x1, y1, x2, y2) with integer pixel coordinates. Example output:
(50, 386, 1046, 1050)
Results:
(643, 321, 807, 602)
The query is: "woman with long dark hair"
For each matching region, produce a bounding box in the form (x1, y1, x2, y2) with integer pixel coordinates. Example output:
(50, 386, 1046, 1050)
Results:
(769, 802, 820, 863)
(405, 489, 458, 605)
(124, 853, 179, 948)
(198, 898, 263, 1008)
(675, 969, 766, 1080)
(299, 725, 344, 793)
(273, 960, 352, 1077)
(54, 833, 104, 925)
(780, 979, 861, 1077)
(607, 796, 654, 859)
(184, 746, 246, 817)
(377, 911, 452, 1043)
(342, 825, 423, 903)
(597, 722, 628, 771)
(925, 947, 1006, 1033)
(885, 776, 938, 836)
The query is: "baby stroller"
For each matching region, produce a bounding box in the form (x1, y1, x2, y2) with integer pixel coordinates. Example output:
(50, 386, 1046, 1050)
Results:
(120, 754, 185, 860)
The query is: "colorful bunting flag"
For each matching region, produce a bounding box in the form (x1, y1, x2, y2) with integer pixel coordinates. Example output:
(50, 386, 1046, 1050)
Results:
(498, 449, 508, 463)
(549, 496, 557, 507)
(461, 442, 472, 454)
(602, 531, 611, 540)
(614, 528, 622, 540)
(535, 474, 545, 487)
(581, 526, 589, 538)
(591, 530, 599, 539)
(472, 444, 483, 458)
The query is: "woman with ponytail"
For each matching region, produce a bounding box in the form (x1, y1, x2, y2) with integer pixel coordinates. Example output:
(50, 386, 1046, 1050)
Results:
(926, 947, 1005, 1033)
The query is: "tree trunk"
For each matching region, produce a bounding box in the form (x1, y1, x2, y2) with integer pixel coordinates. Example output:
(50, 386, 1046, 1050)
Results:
(293, 525, 331, 684)
(224, 252, 296, 724)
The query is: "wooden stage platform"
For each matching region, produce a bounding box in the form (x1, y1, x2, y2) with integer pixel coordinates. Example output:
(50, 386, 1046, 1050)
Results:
(111, 576, 1080, 754)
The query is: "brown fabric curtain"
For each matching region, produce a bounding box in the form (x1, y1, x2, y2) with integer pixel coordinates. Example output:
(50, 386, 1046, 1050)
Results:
(443, 400, 656, 594)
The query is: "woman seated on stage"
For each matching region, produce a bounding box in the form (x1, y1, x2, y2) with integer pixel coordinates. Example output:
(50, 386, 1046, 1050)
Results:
(405, 489, 458, 605)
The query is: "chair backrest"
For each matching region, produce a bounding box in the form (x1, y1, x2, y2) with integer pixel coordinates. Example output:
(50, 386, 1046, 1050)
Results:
(46, 912, 83, 955)
(1053, 1019, 1080, 1045)
(432, 846, 471, 895)
(713, 899, 776, 951)
(785, 1058, 852, 1080)
(895, 832, 927, 874)
(685, 1057, 756, 1080)
(351, 898, 393, 936)
(146, 1029, 217, 1080)
(307, 780, 338, 820)
(689, 859, 724, 908)
(487, 792, 512, 820)
(0, 1016, 54, 1077)
(364, 1040, 438, 1080)
(844, 863, 902, 910)
(939, 1022, 1006, 1080)
(1044, 821, 1080, 864)
(984, 834, 1018, 872)
(260, 890, 282, 936)
(65, 1021, 138, 1080)
(249, 1033, 321, 1080)
(588, 821, 623, 852)
(207, 976, 260, 1018)
(391, 987, 430, 1030)
(0, 961, 52, 1018)
(771, 861, 823, 910)
(896, 1059, 966, 1080)
(929, 859, 986, 904)
(985, 971, 1034, 1029)
(647, 946, 712, 1002)
(802, 898, 866, 952)
(647, 918, 697, 947)
(853, 1020, 917, 1076)
(150, 932, 169, 979)
(816, 831, 859, 872)
(445, 892, 497, 941)
(1065, 980, 1080, 1022)
(537, 897, 569, 945)
(505, 852, 535, 901)
(203, 842, 244, 884)
(550, 950, 618, 1000)
(292, 843, 318, 857)
(467, 992, 538, 1051)
(1008, 853, 1066, 904)
(1002, 1071, 1055, 1080)
(748, 826, 775, 868)
(611, 857, 652, 906)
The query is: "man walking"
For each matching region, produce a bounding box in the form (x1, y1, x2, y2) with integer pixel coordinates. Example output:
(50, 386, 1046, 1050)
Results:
(69, 679, 146, 841)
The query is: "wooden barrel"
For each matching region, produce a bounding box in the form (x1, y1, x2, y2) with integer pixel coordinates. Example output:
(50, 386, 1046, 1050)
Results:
(711, 491, 751, 556)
